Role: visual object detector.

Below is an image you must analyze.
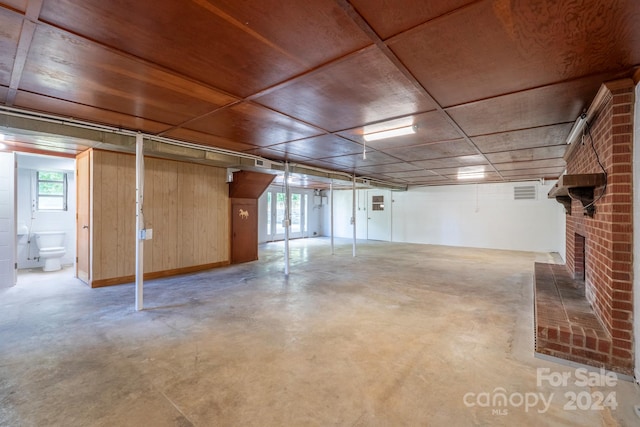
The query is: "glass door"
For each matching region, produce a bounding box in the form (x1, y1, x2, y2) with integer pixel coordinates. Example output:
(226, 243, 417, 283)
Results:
(266, 190, 307, 241)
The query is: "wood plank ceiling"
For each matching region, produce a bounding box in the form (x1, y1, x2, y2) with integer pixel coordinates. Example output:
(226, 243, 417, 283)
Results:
(0, 0, 639, 186)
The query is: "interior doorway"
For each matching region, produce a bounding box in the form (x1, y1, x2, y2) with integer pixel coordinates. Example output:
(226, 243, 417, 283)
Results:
(367, 189, 392, 241)
(15, 153, 76, 283)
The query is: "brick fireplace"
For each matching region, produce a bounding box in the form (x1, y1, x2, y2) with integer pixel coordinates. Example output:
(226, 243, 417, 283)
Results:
(542, 78, 635, 375)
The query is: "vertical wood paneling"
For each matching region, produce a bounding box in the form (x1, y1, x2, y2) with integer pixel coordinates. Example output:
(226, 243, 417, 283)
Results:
(194, 164, 208, 264)
(98, 151, 118, 278)
(178, 162, 196, 266)
(92, 151, 102, 280)
(90, 151, 229, 284)
(143, 155, 154, 273)
(117, 153, 135, 276)
(165, 161, 178, 269)
(76, 150, 91, 283)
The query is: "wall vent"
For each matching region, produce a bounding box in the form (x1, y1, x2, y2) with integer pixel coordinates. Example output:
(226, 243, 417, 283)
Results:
(514, 185, 537, 200)
(254, 159, 271, 169)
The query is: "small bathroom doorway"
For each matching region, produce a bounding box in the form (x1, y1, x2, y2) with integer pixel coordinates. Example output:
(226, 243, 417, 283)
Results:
(15, 153, 76, 284)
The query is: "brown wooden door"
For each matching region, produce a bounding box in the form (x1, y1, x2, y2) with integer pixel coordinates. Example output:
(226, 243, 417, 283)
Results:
(76, 151, 91, 284)
(231, 200, 258, 264)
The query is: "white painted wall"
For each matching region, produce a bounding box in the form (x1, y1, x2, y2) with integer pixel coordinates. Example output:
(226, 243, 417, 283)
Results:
(16, 154, 76, 269)
(325, 180, 566, 255)
(322, 188, 368, 240)
(633, 81, 640, 381)
(258, 185, 324, 243)
(0, 152, 16, 288)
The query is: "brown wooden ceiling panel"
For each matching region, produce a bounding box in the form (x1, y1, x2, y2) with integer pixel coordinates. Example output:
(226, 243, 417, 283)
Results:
(3, 132, 92, 155)
(242, 147, 313, 164)
(500, 167, 566, 178)
(184, 102, 322, 147)
(312, 152, 400, 173)
(405, 175, 450, 184)
(443, 171, 502, 181)
(14, 91, 174, 135)
(389, 0, 640, 107)
(38, 0, 305, 97)
(381, 139, 477, 162)
(485, 145, 567, 164)
(254, 46, 436, 132)
(494, 158, 565, 171)
(20, 26, 238, 126)
(472, 124, 573, 153)
(269, 135, 364, 159)
(358, 162, 422, 174)
(311, 159, 354, 173)
(212, 0, 371, 66)
(323, 150, 401, 168)
(446, 74, 615, 136)
(0, 8, 22, 86)
(383, 169, 437, 179)
(410, 154, 487, 170)
(161, 128, 256, 153)
(351, 0, 477, 40)
(0, 1, 26, 13)
(338, 110, 463, 150)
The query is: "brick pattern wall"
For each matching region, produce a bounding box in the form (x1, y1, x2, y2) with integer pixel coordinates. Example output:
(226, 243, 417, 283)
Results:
(564, 79, 634, 373)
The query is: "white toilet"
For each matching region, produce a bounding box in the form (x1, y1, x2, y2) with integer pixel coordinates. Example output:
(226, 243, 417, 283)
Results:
(34, 231, 66, 272)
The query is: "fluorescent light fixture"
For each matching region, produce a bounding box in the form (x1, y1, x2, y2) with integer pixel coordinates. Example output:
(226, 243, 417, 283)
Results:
(363, 125, 416, 142)
(565, 112, 587, 144)
(457, 166, 486, 180)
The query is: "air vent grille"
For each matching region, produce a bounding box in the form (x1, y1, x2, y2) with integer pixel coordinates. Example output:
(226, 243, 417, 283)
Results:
(514, 185, 537, 200)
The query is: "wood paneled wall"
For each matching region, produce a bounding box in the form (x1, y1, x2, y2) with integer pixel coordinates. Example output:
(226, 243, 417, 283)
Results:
(90, 150, 229, 286)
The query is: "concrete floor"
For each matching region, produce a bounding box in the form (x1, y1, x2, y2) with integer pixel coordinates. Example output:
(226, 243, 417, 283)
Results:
(1, 238, 639, 426)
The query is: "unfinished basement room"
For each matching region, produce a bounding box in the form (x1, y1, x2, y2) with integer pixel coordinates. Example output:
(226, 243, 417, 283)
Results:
(1, 1, 640, 426)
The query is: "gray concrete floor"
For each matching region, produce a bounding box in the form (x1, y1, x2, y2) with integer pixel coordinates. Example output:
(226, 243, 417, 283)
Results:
(1, 238, 639, 426)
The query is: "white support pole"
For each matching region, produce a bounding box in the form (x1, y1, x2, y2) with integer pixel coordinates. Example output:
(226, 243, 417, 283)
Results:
(284, 162, 291, 276)
(135, 133, 144, 311)
(352, 174, 356, 257)
(330, 181, 334, 255)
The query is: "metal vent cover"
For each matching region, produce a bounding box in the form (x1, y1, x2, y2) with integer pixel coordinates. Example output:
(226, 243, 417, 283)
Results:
(514, 185, 537, 200)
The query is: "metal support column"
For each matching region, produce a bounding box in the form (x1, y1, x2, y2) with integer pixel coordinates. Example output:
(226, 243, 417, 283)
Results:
(135, 133, 144, 311)
(352, 174, 356, 257)
(330, 181, 334, 255)
(284, 162, 291, 276)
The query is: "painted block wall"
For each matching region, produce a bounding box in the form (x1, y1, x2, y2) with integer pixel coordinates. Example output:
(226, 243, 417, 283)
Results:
(321, 189, 368, 240)
(0, 152, 15, 287)
(16, 158, 76, 270)
(324, 180, 565, 255)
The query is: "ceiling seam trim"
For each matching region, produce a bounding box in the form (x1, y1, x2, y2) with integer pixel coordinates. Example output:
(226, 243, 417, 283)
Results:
(334, 0, 506, 181)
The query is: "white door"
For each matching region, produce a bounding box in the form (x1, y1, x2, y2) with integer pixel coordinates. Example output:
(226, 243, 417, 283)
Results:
(367, 190, 391, 241)
(0, 152, 16, 288)
(267, 191, 307, 240)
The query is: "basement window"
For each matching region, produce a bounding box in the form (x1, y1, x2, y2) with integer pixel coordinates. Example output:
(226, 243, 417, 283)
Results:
(37, 171, 67, 211)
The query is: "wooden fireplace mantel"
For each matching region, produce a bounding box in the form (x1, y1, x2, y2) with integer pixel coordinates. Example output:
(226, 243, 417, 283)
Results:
(548, 173, 606, 217)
